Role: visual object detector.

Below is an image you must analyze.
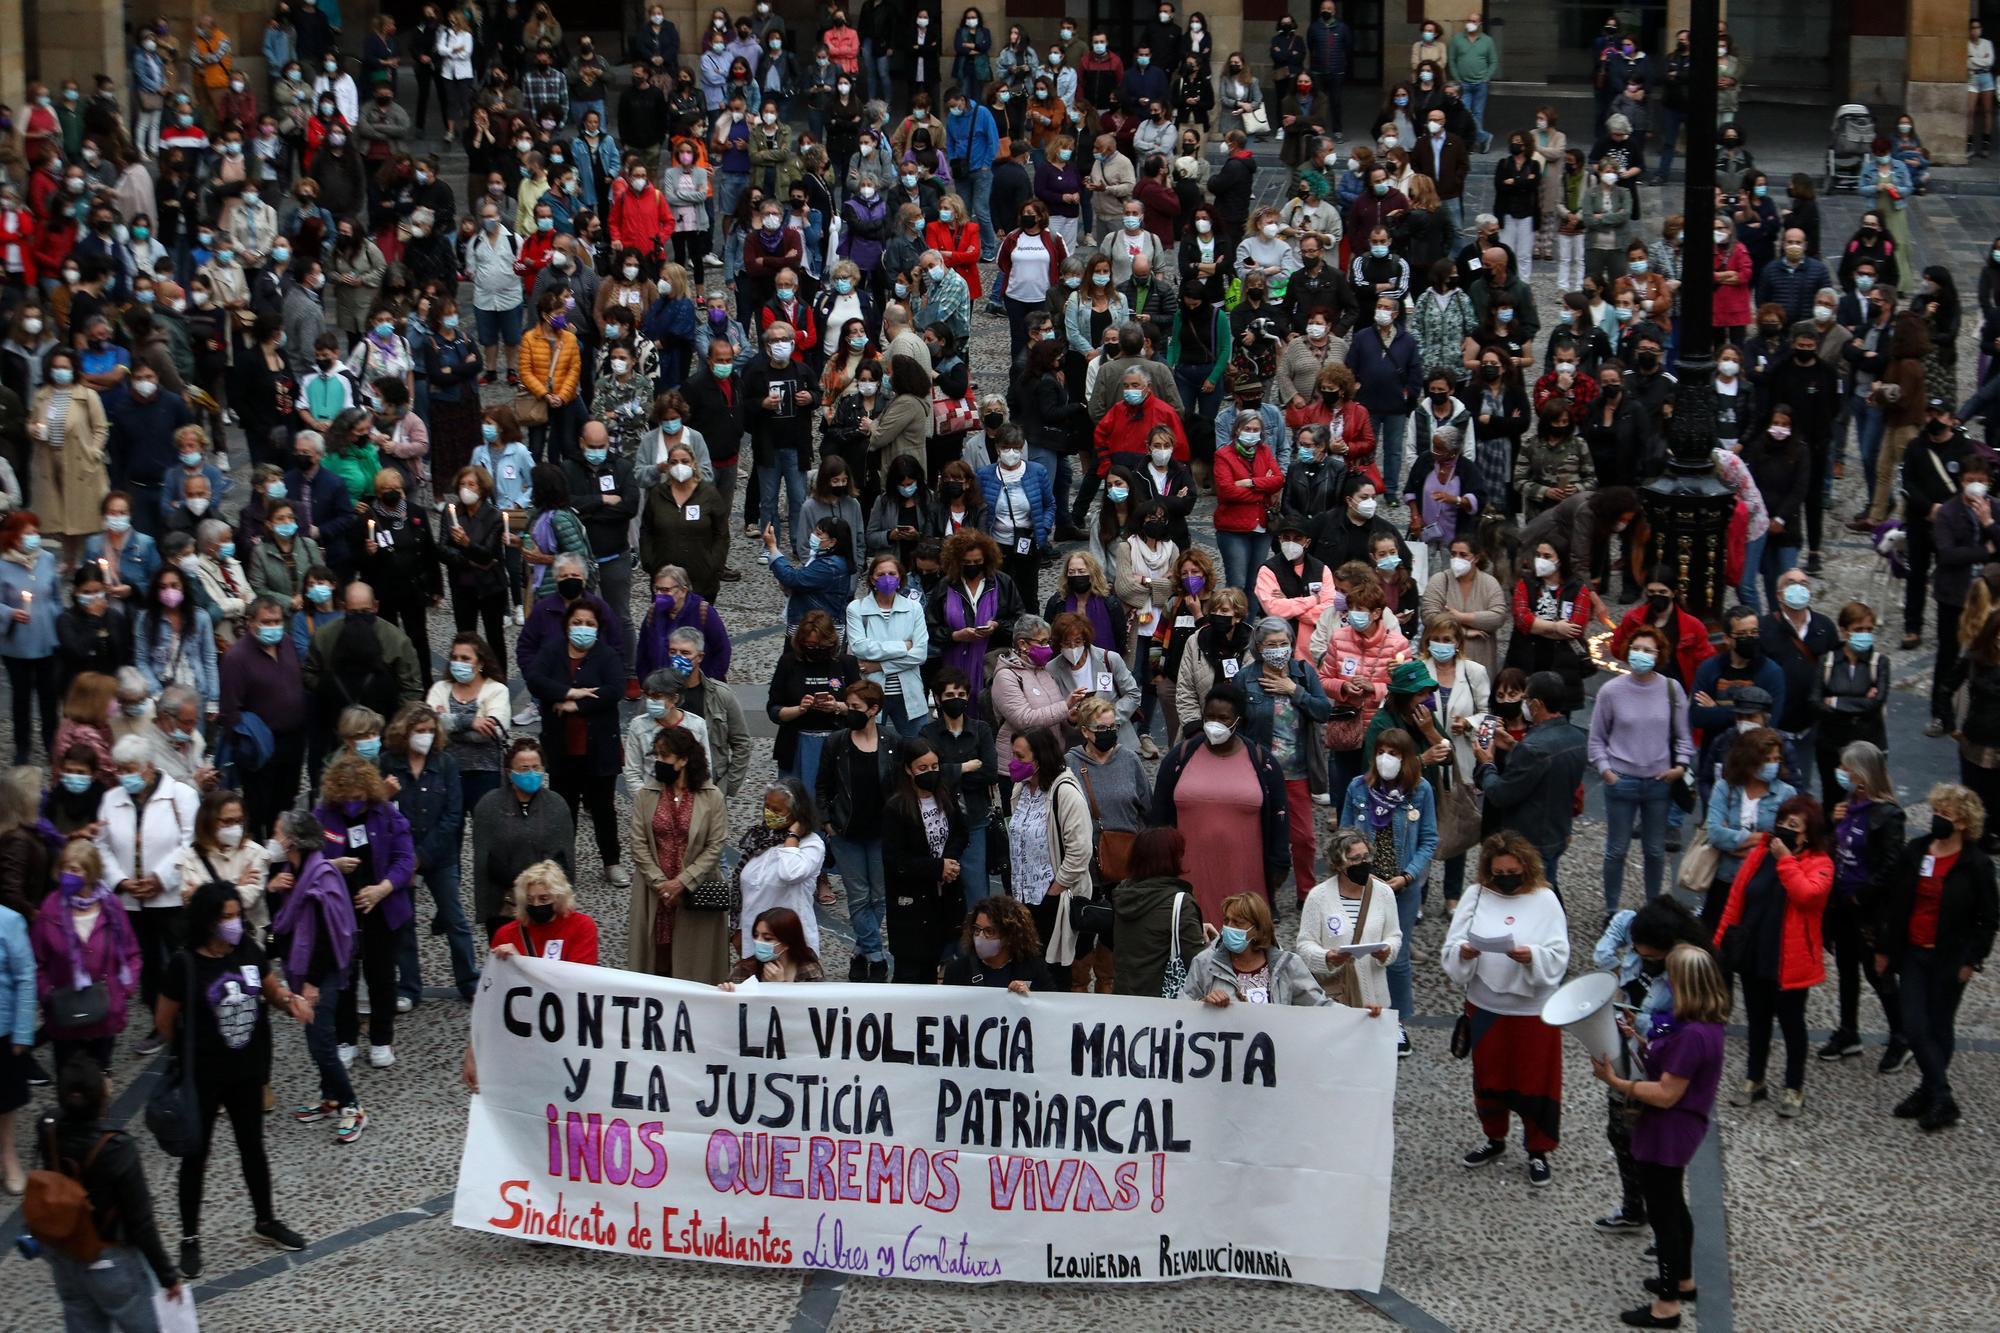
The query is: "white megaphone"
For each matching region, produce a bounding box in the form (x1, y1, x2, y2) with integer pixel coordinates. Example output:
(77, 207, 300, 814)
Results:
(1541, 971, 1622, 1062)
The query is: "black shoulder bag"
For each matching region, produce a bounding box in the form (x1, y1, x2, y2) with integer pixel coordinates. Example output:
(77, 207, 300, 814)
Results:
(144, 958, 204, 1158)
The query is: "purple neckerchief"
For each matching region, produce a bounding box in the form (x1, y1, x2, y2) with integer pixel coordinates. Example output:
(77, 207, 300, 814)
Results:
(1364, 780, 1408, 829)
(273, 852, 359, 980)
(940, 580, 996, 697)
(1060, 594, 1118, 656)
(1834, 797, 1872, 896)
(59, 881, 129, 991)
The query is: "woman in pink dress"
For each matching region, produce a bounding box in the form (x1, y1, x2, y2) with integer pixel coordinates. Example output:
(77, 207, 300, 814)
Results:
(1147, 680, 1292, 922)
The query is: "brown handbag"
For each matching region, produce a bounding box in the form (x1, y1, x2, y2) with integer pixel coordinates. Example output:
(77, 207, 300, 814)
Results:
(1076, 762, 1134, 883)
(512, 331, 561, 426)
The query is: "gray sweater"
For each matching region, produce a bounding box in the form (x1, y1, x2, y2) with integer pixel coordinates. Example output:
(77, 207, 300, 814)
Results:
(1064, 746, 1151, 833)
(469, 786, 576, 926)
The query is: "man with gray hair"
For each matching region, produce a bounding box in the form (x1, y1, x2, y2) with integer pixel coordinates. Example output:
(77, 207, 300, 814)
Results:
(281, 430, 363, 572)
(914, 249, 970, 343)
(140, 683, 218, 791)
(667, 625, 751, 796)
(193, 518, 252, 646)
(742, 321, 819, 553)
(879, 301, 932, 376)
(1087, 321, 1184, 420)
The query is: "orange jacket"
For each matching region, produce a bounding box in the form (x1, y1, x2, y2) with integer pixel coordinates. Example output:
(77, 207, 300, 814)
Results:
(519, 324, 580, 404)
(1715, 839, 1831, 991)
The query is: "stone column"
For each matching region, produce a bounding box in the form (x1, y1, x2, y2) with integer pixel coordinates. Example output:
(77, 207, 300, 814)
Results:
(0, 0, 24, 111)
(32, 0, 124, 93)
(1905, 0, 1968, 164)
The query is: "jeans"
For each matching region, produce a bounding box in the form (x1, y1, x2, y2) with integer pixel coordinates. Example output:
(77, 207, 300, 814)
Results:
(1759, 540, 1799, 611)
(1654, 108, 1685, 179)
(1741, 974, 1809, 1090)
(958, 812, 990, 911)
(397, 858, 481, 1000)
(47, 1245, 163, 1333)
(1460, 81, 1490, 147)
(829, 833, 887, 961)
(1216, 530, 1268, 603)
(304, 969, 357, 1107)
(965, 167, 995, 258)
(1901, 946, 1967, 1104)
(1026, 444, 1073, 529)
(1850, 397, 1885, 506)
(1737, 531, 1766, 612)
(1372, 411, 1408, 501)
(1385, 876, 1421, 1021)
(714, 171, 749, 246)
(861, 39, 891, 102)
(1173, 363, 1223, 461)
(758, 448, 808, 549)
(1602, 775, 1671, 913)
(1441, 195, 1465, 233)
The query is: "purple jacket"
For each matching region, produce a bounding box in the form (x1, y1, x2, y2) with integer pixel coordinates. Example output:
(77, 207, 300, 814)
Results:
(635, 594, 733, 684)
(516, 591, 628, 672)
(30, 889, 141, 1039)
(308, 799, 418, 932)
(272, 852, 359, 980)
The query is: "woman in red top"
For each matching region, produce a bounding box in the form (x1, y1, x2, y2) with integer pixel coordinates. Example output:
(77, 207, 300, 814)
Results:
(489, 859, 599, 965)
(517, 199, 557, 299)
(926, 193, 983, 300)
(1283, 363, 1380, 490)
(1607, 567, 1717, 688)
(1211, 413, 1284, 596)
(1711, 215, 1754, 343)
(1714, 795, 1832, 1118)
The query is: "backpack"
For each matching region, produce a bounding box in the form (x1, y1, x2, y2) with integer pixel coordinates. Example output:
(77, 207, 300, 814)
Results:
(23, 1124, 116, 1262)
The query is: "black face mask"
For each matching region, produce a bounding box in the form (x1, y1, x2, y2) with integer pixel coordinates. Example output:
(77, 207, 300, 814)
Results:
(1635, 351, 1660, 371)
(1639, 954, 1666, 977)
(844, 707, 873, 730)
(1795, 349, 1818, 364)
(1495, 698, 1524, 721)
(1759, 324, 1782, 340)
(525, 901, 557, 924)
(982, 412, 1005, 430)
(1930, 813, 1957, 842)
(1066, 573, 1092, 595)
(1480, 364, 1503, 381)
(958, 561, 984, 580)
(557, 577, 585, 601)
(653, 760, 680, 785)
(802, 641, 834, 661)
(940, 480, 966, 501)
(1428, 389, 1451, 402)
(1733, 635, 1762, 662)
(1206, 615, 1238, 638)
(1491, 871, 1524, 894)
(1647, 593, 1671, 616)
(1601, 383, 1623, 399)
(939, 696, 968, 719)
(1342, 861, 1370, 887)
(1090, 727, 1118, 751)
(913, 768, 941, 791)
(1142, 518, 1169, 538)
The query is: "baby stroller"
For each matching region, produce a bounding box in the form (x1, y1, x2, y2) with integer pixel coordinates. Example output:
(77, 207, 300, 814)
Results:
(1825, 104, 1875, 192)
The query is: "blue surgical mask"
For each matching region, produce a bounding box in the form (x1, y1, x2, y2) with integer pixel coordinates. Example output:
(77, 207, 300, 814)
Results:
(1122, 388, 1145, 406)
(306, 583, 332, 604)
(510, 769, 544, 794)
(355, 737, 382, 760)
(1219, 925, 1249, 954)
(1347, 609, 1371, 630)
(1755, 760, 1779, 783)
(1835, 768, 1854, 792)
(449, 659, 476, 683)
(1375, 554, 1400, 572)
(119, 772, 147, 795)
(834, 278, 854, 294)
(1627, 649, 1656, 674)
(1753, 184, 1768, 198)
(1107, 485, 1129, 502)
(105, 515, 131, 534)
(1429, 641, 1457, 662)
(898, 481, 918, 497)
(1369, 243, 1388, 259)
(255, 623, 285, 645)
(1848, 630, 1874, 653)
(1781, 583, 1811, 610)
(752, 938, 778, 962)
(20, 533, 40, 553)
(584, 447, 608, 465)
(645, 697, 668, 719)
(569, 625, 599, 649)
(273, 521, 299, 540)
(482, 423, 500, 442)
(218, 542, 235, 561)
(59, 772, 93, 794)
(266, 481, 287, 501)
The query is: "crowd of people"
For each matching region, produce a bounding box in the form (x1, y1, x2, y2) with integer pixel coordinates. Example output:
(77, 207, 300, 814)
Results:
(1, 4, 1998, 1331)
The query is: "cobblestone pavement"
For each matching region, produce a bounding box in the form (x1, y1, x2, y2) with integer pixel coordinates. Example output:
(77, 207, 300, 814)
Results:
(4, 115, 1998, 1333)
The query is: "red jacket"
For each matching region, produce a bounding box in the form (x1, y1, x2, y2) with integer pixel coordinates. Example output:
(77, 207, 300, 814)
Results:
(1211, 442, 1284, 533)
(517, 229, 554, 298)
(1531, 368, 1599, 415)
(0, 209, 39, 284)
(925, 219, 983, 299)
(1712, 240, 1753, 328)
(1285, 399, 1380, 490)
(493, 910, 600, 966)
(609, 182, 674, 256)
(1092, 393, 1187, 476)
(1608, 604, 1714, 685)
(1715, 839, 1830, 990)
(759, 297, 820, 355)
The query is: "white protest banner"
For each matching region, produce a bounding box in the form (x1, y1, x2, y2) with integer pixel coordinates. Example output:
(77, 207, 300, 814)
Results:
(454, 955, 1396, 1289)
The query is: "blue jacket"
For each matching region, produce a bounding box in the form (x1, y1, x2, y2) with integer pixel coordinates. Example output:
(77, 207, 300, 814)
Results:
(1688, 653, 1787, 735)
(291, 606, 342, 657)
(1345, 326, 1423, 416)
(1240, 657, 1332, 782)
(1306, 16, 1352, 76)
(770, 551, 854, 628)
(0, 550, 64, 660)
(133, 607, 220, 706)
(81, 532, 161, 598)
(108, 394, 196, 488)
(1119, 64, 1169, 112)
(280, 465, 364, 570)
(570, 130, 624, 212)
(946, 104, 1001, 173)
(384, 747, 465, 876)
(1706, 777, 1796, 882)
(1339, 775, 1439, 886)
(1752, 255, 1833, 324)
(0, 904, 33, 1048)
(976, 461, 1055, 551)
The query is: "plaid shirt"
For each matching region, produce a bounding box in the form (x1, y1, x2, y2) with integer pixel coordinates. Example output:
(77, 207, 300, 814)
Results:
(916, 266, 970, 342)
(522, 67, 569, 123)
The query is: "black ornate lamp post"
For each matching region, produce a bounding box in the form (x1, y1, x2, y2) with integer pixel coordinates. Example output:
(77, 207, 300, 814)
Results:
(1642, 0, 1735, 624)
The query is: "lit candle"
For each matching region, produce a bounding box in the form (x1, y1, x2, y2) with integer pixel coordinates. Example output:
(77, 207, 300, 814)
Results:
(21, 591, 31, 608)
(367, 518, 376, 539)
(446, 502, 457, 526)
(98, 558, 109, 583)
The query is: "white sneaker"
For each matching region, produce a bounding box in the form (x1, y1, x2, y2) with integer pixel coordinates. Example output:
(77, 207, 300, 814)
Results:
(510, 608, 525, 627)
(512, 703, 541, 727)
(1311, 790, 1332, 806)
(394, 995, 413, 1014)
(606, 864, 633, 888)
(337, 1043, 357, 1069)
(368, 1045, 395, 1069)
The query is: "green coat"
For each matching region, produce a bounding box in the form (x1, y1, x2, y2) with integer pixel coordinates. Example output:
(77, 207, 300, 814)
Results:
(321, 441, 383, 508)
(246, 532, 324, 611)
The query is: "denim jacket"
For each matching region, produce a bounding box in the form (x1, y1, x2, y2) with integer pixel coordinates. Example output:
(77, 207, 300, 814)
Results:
(1338, 775, 1439, 886)
(1705, 777, 1796, 882)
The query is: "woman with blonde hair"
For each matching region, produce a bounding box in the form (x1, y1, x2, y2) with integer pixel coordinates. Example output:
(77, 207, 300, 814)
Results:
(489, 859, 598, 964)
(51, 671, 118, 784)
(1181, 889, 1329, 1006)
(1442, 831, 1571, 1186)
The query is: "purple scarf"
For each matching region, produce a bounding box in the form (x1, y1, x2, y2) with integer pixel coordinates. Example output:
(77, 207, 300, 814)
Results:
(940, 580, 997, 697)
(273, 852, 359, 980)
(1061, 594, 1118, 657)
(59, 881, 130, 991)
(1363, 780, 1408, 830)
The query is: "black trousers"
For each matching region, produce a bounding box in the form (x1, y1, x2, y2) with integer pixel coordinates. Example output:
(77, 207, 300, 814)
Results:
(451, 585, 512, 678)
(1740, 974, 1809, 1090)
(334, 905, 405, 1049)
(1933, 600, 1965, 725)
(412, 63, 442, 130)
(242, 731, 306, 844)
(180, 1074, 274, 1236)
(378, 595, 432, 686)
(1000, 545, 1041, 611)
(552, 760, 621, 868)
(1025, 894, 1070, 991)
(1804, 436, 1829, 554)
(4, 653, 57, 763)
(1901, 945, 1967, 1103)
(1823, 891, 1901, 1040)
(1903, 520, 1935, 636)
(131, 907, 184, 1022)
(1637, 1159, 1693, 1290)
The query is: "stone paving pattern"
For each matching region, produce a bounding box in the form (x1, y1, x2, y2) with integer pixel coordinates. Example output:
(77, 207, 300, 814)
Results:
(5, 87, 1999, 1333)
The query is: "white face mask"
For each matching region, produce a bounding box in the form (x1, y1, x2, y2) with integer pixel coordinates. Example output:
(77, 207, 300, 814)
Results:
(668, 462, 695, 483)
(1449, 556, 1473, 578)
(1150, 446, 1173, 467)
(1306, 323, 1327, 340)
(217, 824, 245, 848)
(1717, 361, 1740, 379)
(459, 486, 481, 507)
(1280, 540, 1305, 562)
(185, 497, 211, 516)
(411, 730, 436, 754)
(1374, 752, 1403, 780)
(1202, 720, 1233, 747)
(1261, 222, 1281, 239)
(1062, 643, 1087, 666)
(1534, 556, 1558, 578)
(997, 448, 1024, 469)
(1354, 498, 1377, 519)
(1374, 309, 1393, 326)
(1968, 481, 1991, 501)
